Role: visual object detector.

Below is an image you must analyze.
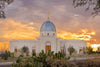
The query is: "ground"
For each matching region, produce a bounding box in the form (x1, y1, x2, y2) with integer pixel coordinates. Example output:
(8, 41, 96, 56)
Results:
(0, 54, 100, 67)
(0, 57, 17, 62)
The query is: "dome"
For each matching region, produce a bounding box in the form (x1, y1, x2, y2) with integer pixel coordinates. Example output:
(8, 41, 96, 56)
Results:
(40, 21, 56, 32)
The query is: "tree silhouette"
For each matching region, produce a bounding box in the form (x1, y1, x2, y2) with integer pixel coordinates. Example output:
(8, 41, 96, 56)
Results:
(68, 46, 75, 55)
(73, 0, 100, 16)
(0, 0, 14, 18)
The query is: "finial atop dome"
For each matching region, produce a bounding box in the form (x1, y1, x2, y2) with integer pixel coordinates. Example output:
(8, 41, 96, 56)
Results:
(47, 12, 50, 20)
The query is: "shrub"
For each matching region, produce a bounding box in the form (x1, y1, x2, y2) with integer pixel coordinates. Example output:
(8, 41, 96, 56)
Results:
(32, 52, 36, 56)
(16, 57, 22, 63)
(12, 63, 19, 67)
(46, 56, 76, 67)
(77, 58, 100, 67)
(68, 46, 75, 55)
(22, 46, 29, 53)
(7, 51, 11, 57)
(0, 51, 8, 60)
(11, 53, 14, 57)
(13, 50, 71, 67)
(83, 47, 86, 54)
(87, 47, 93, 54)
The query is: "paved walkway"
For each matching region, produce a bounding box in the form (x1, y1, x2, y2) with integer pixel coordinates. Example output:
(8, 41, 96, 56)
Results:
(69, 57, 95, 62)
(0, 62, 13, 65)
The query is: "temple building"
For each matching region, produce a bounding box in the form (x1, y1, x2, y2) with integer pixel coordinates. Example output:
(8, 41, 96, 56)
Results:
(10, 16, 86, 55)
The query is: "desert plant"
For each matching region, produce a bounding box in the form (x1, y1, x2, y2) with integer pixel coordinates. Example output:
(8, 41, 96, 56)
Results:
(6, 51, 11, 57)
(53, 51, 65, 59)
(22, 46, 29, 53)
(22, 46, 29, 56)
(77, 59, 100, 67)
(11, 52, 14, 57)
(0, 51, 9, 60)
(12, 63, 19, 67)
(87, 46, 93, 54)
(16, 57, 22, 63)
(83, 47, 86, 54)
(32, 52, 36, 56)
(34, 50, 47, 67)
(68, 46, 75, 55)
(13, 50, 71, 67)
(46, 56, 76, 67)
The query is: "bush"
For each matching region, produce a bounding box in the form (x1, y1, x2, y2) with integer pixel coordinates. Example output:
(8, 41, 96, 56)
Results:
(22, 46, 29, 53)
(7, 51, 11, 57)
(16, 57, 22, 63)
(68, 46, 75, 55)
(46, 56, 76, 67)
(77, 58, 100, 67)
(13, 50, 71, 67)
(0, 51, 9, 60)
(11, 53, 14, 57)
(87, 47, 93, 54)
(32, 52, 36, 56)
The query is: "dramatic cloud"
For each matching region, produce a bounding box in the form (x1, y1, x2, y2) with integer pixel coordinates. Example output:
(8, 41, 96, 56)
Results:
(0, 0, 100, 51)
(0, 19, 39, 51)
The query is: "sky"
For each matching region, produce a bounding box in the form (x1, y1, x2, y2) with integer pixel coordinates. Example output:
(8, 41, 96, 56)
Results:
(0, 0, 100, 51)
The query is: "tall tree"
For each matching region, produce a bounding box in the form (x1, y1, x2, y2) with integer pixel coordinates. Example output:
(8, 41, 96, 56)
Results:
(73, 0, 100, 16)
(0, 0, 14, 18)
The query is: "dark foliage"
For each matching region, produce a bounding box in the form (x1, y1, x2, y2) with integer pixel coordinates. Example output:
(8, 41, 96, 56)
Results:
(68, 46, 75, 55)
(0, 51, 11, 60)
(73, 0, 100, 16)
(87, 46, 93, 54)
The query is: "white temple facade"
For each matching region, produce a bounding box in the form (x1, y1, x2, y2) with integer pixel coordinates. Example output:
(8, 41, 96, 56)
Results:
(10, 17, 86, 55)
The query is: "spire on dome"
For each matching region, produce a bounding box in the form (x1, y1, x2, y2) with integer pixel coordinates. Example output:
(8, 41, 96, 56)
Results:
(47, 12, 50, 20)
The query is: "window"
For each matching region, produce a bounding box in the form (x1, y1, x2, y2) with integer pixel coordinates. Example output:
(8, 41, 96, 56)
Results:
(32, 49, 36, 56)
(15, 48, 17, 52)
(53, 33, 55, 36)
(42, 33, 43, 36)
(47, 33, 49, 36)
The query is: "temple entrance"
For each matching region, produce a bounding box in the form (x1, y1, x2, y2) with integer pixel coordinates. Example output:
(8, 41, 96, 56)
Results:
(45, 42, 51, 54)
(32, 49, 36, 56)
(45, 45, 51, 54)
(15, 48, 17, 52)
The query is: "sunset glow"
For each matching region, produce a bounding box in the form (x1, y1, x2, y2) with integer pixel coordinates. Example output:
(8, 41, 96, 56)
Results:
(0, 19, 98, 51)
(0, 0, 100, 52)
(91, 44, 100, 51)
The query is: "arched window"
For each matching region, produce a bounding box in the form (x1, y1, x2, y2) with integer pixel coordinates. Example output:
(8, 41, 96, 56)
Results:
(53, 33, 55, 36)
(42, 33, 43, 36)
(32, 49, 36, 56)
(47, 33, 49, 36)
(15, 48, 17, 52)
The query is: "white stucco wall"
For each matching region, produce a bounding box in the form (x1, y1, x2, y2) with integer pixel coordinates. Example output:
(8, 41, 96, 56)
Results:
(60, 40, 87, 54)
(10, 40, 37, 55)
(10, 20, 87, 55)
(36, 36, 59, 54)
(10, 37, 87, 55)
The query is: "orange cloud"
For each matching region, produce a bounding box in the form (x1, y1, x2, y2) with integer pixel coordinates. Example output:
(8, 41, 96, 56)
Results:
(0, 19, 39, 51)
(57, 29, 96, 41)
(0, 19, 97, 51)
(0, 42, 9, 51)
